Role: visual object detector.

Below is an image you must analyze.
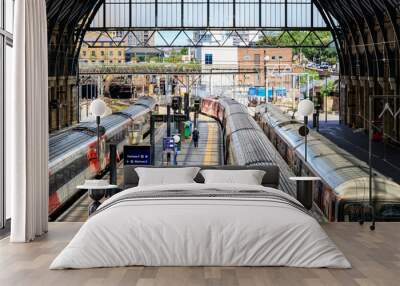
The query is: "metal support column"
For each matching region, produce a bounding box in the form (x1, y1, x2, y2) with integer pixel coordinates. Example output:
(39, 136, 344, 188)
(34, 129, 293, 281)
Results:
(325, 76, 328, 123)
(184, 92, 189, 120)
(109, 144, 117, 185)
(166, 105, 171, 163)
(150, 112, 155, 165)
(368, 95, 375, 230)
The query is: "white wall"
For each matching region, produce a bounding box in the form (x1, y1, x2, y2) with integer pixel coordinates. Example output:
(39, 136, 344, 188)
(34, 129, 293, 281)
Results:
(200, 47, 238, 96)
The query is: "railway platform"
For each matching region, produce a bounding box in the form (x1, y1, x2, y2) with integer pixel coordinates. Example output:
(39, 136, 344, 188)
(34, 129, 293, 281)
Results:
(317, 120, 400, 185)
(57, 115, 223, 222)
(175, 117, 223, 166)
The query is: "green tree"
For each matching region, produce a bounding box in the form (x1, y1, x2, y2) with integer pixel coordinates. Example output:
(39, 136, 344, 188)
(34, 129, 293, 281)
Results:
(257, 31, 337, 64)
(180, 48, 188, 55)
(320, 80, 335, 97)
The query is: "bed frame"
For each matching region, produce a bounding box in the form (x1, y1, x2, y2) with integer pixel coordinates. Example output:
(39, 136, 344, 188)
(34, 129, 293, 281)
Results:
(123, 165, 280, 189)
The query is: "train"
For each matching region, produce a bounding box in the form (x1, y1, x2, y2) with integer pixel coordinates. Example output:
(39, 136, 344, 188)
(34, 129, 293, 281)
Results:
(256, 103, 400, 222)
(200, 96, 302, 198)
(201, 96, 400, 222)
(201, 96, 280, 166)
(48, 96, 156, 219)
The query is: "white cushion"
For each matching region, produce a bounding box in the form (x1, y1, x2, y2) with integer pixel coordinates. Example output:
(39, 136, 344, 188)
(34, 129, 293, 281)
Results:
(200, 169, 266, 185)
(135, 167, 201, 186)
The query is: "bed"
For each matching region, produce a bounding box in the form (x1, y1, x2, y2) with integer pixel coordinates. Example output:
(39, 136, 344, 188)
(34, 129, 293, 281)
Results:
(50, 166, 351, 269)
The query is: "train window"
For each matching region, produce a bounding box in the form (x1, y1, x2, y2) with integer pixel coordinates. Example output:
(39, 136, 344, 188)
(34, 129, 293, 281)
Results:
(49, 155, 89, 193)
(378, 204, 400, 221)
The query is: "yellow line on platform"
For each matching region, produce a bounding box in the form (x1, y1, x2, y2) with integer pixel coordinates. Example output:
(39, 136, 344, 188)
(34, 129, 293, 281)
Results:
(203, 122, 216, 165)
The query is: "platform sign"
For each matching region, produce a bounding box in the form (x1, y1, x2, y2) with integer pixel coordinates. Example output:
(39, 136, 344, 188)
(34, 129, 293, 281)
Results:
(163, 137, 175, 151)
(152, 114, 187, 123)
(124, 145, 151, 165)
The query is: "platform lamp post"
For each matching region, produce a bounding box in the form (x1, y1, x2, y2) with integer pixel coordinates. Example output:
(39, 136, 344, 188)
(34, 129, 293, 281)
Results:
(298, 99, 314, 162)
(90, 98, 107, 161)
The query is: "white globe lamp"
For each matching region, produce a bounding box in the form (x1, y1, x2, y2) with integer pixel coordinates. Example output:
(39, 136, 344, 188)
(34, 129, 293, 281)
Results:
(90, 98, 107, 117)
(90, 98, 107, 165)
(297, 99, 314, 163)
(297, 99, 314, 117)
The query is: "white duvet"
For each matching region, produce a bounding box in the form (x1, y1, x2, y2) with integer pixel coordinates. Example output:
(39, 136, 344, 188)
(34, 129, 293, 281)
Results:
(50, 183, 351, 269)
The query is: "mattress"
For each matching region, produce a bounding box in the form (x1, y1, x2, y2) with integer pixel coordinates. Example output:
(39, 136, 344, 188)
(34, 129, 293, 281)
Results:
(50, 183, 351, 269)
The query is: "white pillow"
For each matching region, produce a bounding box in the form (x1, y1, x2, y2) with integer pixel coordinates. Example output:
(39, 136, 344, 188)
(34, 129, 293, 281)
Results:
(200, 169, 266, 185)
(135, 167, 201, 186)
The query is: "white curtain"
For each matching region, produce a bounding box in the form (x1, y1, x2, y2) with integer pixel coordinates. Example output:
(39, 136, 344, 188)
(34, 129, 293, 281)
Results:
(8, 0, 49, 242)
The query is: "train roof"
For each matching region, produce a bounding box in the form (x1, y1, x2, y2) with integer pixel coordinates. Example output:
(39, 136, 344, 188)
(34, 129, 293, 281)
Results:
(49, 96, 155, 163)
(217, 97, 274, 166)
(260, 104, 400, 200)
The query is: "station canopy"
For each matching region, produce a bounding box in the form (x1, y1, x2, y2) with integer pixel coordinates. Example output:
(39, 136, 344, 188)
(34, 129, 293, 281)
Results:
(47, 0, 400, 83)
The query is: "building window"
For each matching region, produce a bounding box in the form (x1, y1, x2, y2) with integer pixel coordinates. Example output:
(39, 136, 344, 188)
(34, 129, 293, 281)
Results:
(82, 51, 87, 57)
(110, 60, 113, 64)
(100, 51, 104, 56)
(118, 51, 122, 56)
(109, 51, 113, 56)
(91, 51, 96, 57)
(254, 54, 260, 65)
(272, 56, 276, 60)
(205, 54, 213, 65)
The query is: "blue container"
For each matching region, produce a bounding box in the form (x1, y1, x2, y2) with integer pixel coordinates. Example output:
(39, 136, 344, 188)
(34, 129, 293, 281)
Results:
(275, 87, 287, 97)
(257, 87, 266, 97)
(248, 87, 257, 96)
(268, 88, 273, 97)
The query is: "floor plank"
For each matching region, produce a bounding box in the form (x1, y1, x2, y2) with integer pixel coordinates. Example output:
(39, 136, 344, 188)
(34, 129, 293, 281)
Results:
(0, 222, 399, 286)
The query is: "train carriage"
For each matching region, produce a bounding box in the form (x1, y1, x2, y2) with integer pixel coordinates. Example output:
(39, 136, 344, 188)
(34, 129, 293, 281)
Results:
(257, 104, 400, 221)
(48, 96, 156, 218)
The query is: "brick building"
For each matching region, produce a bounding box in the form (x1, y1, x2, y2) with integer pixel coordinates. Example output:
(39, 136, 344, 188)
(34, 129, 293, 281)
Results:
(237, 48, 293, 91)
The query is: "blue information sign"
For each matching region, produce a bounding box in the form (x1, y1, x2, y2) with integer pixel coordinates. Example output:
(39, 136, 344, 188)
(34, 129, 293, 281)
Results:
(124, 145, 151, 166)
(163, 137, 175, 151)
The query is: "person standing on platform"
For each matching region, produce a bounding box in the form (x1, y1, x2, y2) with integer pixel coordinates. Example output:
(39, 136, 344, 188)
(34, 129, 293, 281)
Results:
(192, 128, 200, 148)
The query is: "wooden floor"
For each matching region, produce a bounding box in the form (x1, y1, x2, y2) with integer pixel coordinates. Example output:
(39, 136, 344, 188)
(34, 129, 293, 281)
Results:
(0, 222, 399, 286)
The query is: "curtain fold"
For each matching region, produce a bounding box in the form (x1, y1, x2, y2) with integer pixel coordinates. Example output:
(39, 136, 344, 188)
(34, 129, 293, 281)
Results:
(8, 0, 49, 242)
